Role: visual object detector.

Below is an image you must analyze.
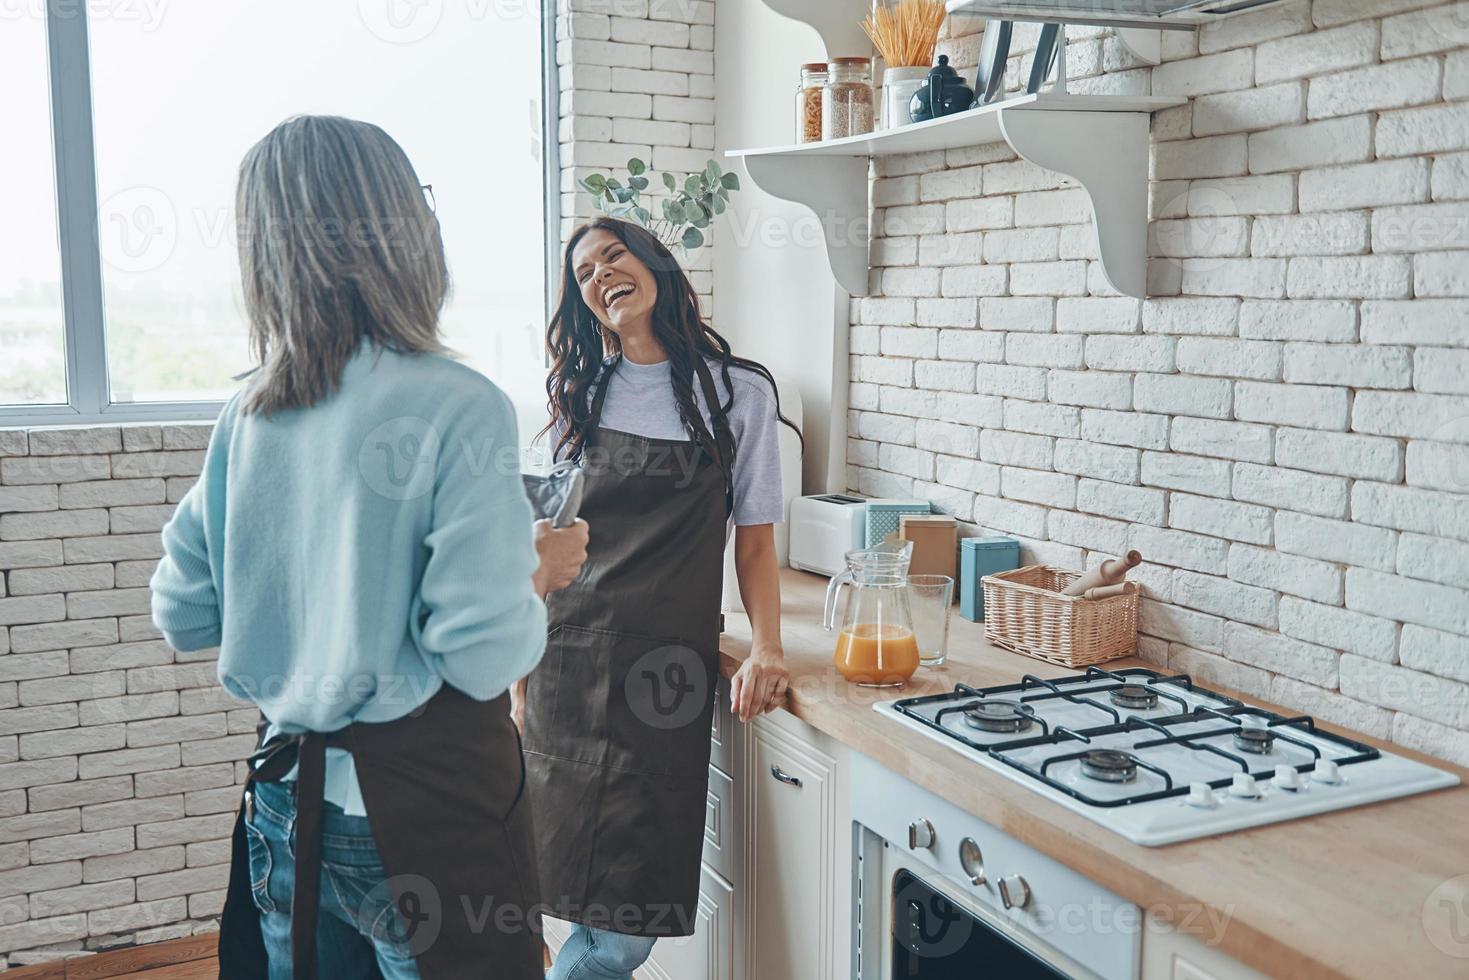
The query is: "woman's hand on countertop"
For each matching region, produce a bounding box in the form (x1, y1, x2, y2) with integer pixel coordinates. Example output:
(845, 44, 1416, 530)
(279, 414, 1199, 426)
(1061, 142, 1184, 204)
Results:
(730, 643, 790, 723)
(532, 518, 589, 598)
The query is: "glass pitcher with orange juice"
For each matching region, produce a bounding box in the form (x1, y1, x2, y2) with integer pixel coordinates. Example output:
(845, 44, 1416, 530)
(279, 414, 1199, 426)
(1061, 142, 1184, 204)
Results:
(823, 540, 920, 687)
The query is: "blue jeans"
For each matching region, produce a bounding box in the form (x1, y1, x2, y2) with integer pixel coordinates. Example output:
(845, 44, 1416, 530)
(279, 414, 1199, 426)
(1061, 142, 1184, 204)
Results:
(245, 779, 421, 979)
(549, 922, 657, 980)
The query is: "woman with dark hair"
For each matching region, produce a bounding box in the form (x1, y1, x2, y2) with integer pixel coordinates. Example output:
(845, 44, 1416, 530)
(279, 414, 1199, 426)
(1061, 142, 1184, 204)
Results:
(150, 114, 588, 979)
(516, 217, 799, 979)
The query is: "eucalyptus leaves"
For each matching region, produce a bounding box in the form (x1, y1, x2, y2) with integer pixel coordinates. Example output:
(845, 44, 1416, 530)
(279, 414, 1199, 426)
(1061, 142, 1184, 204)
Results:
(578, 157, 740, 252)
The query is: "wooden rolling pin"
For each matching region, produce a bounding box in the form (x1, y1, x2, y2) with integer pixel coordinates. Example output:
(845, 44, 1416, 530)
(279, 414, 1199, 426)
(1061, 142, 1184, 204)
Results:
(1082, 583, 1129, 600)
(1060, 550, 1141, 597)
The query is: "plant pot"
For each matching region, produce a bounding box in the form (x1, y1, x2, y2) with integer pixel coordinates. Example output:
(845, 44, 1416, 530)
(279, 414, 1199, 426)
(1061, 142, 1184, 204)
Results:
(882, 66, 930, 130)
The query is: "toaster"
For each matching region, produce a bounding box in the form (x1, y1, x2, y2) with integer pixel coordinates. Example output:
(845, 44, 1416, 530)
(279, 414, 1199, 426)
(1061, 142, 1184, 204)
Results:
(788, 494, 867, 577)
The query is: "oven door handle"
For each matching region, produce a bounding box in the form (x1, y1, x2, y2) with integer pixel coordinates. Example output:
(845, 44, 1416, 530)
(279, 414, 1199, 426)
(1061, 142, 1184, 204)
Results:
(770, 764, 802, 787)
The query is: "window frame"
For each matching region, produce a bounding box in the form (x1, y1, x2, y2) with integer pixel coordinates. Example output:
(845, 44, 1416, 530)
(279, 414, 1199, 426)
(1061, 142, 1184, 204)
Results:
(1, 0, 559, 428)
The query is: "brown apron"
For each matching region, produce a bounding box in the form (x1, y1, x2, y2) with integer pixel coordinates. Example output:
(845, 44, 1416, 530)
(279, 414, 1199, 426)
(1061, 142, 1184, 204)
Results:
(523, 357, 729, 938)
(218, 687, 543, 979)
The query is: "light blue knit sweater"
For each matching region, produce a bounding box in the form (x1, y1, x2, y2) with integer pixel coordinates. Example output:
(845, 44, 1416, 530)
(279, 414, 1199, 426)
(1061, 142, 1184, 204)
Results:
(151, 343, 547, 811)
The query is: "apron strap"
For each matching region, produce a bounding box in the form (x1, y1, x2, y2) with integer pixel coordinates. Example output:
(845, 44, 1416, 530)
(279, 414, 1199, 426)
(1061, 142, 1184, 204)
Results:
(691, 357, 736, 519)
(243, 730, 343, 980)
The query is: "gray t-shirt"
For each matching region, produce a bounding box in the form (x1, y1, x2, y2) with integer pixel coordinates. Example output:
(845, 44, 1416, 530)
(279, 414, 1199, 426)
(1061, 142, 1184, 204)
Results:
(579, 356, 785, 527)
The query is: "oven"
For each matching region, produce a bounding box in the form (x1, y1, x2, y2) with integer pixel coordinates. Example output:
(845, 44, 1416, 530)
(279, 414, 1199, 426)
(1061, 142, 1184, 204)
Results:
(852, 754, 1140, 980)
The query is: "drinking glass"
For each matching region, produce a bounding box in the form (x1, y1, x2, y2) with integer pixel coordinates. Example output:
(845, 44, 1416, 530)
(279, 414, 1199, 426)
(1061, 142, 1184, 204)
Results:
(908, 574, 955, 668)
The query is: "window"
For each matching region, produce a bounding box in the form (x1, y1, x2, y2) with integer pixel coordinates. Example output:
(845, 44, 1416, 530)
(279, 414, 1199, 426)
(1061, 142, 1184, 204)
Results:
(0, 18, 68, 406)
(1, 1, 555, 424)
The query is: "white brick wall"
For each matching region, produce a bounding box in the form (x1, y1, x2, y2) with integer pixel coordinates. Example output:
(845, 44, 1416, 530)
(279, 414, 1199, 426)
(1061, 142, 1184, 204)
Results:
(851, 0, 1469, 767)
(0, 423, 245, 966)
(559, 0, 717, 305)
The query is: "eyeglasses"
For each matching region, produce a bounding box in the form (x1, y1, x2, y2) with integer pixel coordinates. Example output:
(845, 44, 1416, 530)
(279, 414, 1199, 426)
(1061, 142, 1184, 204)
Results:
(421, 183, 436, 213)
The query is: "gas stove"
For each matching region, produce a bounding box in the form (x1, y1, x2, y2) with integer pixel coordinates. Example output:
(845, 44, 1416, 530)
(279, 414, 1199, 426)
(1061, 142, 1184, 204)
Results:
(876, 666, 1460, 846)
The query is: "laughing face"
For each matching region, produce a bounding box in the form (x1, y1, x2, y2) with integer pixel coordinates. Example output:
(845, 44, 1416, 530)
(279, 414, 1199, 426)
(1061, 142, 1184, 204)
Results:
(572, 228, 658, 335)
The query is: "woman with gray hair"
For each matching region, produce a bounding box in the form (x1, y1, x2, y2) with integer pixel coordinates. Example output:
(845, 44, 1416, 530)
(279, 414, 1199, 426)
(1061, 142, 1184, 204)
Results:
(150, 114, 586, 979)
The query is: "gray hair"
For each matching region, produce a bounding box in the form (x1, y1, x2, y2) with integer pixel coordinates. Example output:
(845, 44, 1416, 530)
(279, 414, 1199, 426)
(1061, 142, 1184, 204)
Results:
(235, 115, 450, 415)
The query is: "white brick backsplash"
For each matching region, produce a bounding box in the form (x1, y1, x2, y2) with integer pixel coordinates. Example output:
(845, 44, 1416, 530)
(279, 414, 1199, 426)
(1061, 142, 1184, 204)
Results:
(1141, 599, 1226, 652)
(1224, 621, 1340, 686)
(1142, 451, 1233, 497)
(1397, 533, 1469, 590)
(1171, 644, 1273, 698)
(1228, 543, 1342, 604)
(1238, 300, 1356, 342)
(1275, 511, 1398, 570)
(1087, 335, 1175, 372)
(1193, 82, 1306, 136)
(1354, 481, 1469, 540)
(1287, 255, 1414, 299)
(1233, 461, 1348, 518)
(1400, 625, 1469, 683)
(1377, 103, 1469, 157)
(1415, 250, 1469, 297)
(1274, 428, 1403, 482)
(1360, 299, 1469, 347)
(1340, 654, 1469, 729)
(1170, 417, 1274, 463)
(1348, 567, 1469, 637)
(1406, 439, 1469, 494)
(1278, 596, 1399, 661)
(1170, 493, 1274, 545)
(1181, 258, 1287, 298)
(1414, 348, 1469, 395)
(1247, 114, 1373, 174)
(1172, 570, 1277, 627)
(1433, 151, 1469, 200)
(1151, 49, 1254, 98)
(1234, 380, 1349, 430)
(1129, 525, 1230, 574)
(1134, 373, 1233, 419)
(1134, 296, 1239, 339)
(1081, 409, 1171, 450)
(1272, 676, 1394, 740)
(30, 828, 133, 864)
(1077, 477, 1165, 525)
(1308, 56, 1442, 120)
(1354, 391, 1469, 440)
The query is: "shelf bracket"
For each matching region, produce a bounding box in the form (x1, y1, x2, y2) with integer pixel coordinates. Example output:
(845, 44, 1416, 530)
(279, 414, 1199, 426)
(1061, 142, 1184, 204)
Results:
(1116, 28, 1162, 65)
(996, 107, 1150, 298)
(760, 0, 871, 60)
(740, 153, 872, 297)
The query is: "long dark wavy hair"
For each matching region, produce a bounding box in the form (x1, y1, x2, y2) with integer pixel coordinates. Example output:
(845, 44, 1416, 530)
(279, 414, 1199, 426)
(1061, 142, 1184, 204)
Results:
(543, 217, 801, 489)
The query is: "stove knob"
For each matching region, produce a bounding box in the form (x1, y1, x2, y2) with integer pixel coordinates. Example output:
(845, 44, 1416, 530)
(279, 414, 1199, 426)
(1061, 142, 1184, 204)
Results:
(958, 837, 986, 885)
(908, 818, 936, 851)
(1272, 765, 1303, 792)
(1185, 781, 1218, 809)
(998, 874, 1031, 911)
(1312, 759, 1342, 785)
(1229, 772, 1259, 799)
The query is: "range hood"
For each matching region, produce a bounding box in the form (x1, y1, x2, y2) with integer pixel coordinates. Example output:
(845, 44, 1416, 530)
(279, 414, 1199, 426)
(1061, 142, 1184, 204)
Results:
(944, 0, 1286, 29)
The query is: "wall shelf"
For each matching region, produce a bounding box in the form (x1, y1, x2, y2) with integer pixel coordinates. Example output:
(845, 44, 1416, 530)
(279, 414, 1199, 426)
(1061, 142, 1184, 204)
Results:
(725, 91, 1185, 299)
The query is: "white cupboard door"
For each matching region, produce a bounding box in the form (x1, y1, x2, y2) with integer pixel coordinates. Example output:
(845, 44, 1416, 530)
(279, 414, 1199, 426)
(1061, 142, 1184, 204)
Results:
(1141, 917, 1270, 980)
(746, 718, 841, 980)
(637, 865, 735, 980)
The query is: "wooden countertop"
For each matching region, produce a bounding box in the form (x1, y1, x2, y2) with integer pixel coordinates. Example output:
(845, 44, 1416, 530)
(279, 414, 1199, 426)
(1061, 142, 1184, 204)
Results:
(718, 568, 1469, 980)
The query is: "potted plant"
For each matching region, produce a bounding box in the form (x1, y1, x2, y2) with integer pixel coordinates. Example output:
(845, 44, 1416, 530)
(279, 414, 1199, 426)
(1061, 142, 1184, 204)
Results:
(578, 157, 740, 253)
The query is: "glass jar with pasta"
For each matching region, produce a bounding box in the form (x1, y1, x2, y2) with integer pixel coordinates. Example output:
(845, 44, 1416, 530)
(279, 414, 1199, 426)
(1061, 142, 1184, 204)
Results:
(794, 62, 827, 143)
(822, 57, 874, 140)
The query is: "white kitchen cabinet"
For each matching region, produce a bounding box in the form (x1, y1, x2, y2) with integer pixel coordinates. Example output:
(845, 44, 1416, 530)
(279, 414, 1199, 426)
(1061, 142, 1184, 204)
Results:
(638, 864, 737, 980)
(739, 708, 852, 980)
(1141, 917, 1271, 980)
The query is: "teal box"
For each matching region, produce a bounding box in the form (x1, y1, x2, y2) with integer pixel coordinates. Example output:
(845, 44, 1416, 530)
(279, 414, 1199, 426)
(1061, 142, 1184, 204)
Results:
(960, 536, 1019, 621)
(864, 499, 931, 548)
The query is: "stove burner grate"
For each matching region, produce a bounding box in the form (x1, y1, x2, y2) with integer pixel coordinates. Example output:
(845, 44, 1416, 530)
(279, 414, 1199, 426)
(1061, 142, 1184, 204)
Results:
(1232, 727, 1275, 755)
(1109, 684, 1159, 710)
(1079, 749, 1138, 783)
(962, 699, 1034, 734)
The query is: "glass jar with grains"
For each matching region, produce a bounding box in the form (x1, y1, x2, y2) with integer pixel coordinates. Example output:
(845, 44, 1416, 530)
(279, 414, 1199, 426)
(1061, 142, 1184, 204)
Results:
(823, 57, 874, 140)
(795, 62, 827, 143)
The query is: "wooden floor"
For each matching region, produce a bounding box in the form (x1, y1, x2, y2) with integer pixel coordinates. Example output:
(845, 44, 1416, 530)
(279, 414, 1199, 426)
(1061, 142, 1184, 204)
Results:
(5, 935, 555, 977)
(3, 936, 216, 979)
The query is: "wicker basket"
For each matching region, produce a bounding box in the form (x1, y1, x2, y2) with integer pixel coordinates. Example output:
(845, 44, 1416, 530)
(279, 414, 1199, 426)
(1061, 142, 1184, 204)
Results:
(981, 565, 1139, 668)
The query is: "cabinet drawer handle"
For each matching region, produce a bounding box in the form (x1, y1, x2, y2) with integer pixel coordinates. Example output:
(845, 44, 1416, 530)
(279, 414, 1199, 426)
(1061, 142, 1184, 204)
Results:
(770, 765, 802, 787)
